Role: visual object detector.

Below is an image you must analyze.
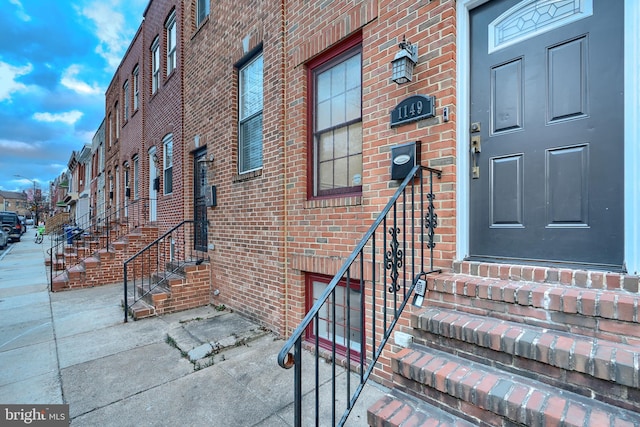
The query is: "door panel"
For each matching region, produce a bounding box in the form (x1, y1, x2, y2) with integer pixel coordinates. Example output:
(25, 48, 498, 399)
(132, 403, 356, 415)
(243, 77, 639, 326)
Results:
(469, 0, 623, 268)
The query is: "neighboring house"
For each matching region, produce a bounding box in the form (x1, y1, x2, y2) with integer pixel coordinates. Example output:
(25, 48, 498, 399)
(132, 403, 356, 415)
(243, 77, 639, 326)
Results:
(90, 120, 106, 224)
(0, 190, 28, 216)
(112, 25, 144, 223)
(182, 0, 285, 330)
(141, 0, 184, 230)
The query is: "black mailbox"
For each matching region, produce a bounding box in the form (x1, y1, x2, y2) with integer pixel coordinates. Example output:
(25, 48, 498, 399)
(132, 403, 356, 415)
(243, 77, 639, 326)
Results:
(390, 141, 421, 180)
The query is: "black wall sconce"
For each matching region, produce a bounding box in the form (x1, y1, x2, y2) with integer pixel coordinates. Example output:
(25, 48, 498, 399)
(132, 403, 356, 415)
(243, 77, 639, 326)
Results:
(392, 36, 418, 85)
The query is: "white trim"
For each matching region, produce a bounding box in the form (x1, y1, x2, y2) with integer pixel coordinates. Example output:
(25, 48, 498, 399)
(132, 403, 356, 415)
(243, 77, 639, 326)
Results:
(457, 0, 638, 272)
(624, 0, 640, 274)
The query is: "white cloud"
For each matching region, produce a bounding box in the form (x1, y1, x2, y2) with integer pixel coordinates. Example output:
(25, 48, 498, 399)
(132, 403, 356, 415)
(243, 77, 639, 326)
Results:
(60, 65, 102, 95)
(80, 1, 132, 70)
(9, 0, 31, 22)
(0, 61, 33, 102)
(33, 111, 84, 125)
(0, 139, 38, 152)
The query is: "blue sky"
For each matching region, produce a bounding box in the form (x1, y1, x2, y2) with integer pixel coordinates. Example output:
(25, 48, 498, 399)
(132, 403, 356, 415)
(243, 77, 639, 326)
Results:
(0, 0, 148, 194)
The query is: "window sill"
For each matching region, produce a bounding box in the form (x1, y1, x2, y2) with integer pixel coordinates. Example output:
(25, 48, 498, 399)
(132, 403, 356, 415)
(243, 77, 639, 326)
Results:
(304, 195, 362, 209)
(233, 168, 262, 182)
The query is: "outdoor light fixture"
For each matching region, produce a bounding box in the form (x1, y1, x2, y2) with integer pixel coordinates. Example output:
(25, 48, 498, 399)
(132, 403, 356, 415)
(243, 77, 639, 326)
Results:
(391, 36, 418, 85)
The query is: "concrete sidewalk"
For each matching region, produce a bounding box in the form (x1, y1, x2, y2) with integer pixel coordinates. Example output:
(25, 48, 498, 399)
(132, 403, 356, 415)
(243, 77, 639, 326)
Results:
(0, 235, 386, 426)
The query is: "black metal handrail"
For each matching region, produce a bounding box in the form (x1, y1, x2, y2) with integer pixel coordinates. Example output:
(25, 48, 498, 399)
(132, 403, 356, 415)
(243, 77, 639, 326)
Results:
(47, 198, 149, 290)
(123, 220, 208, 322)
(277, 165, 442, 426)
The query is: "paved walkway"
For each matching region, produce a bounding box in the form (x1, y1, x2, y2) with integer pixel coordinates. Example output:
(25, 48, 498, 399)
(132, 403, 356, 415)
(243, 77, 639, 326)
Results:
(0, 234, 385, 426)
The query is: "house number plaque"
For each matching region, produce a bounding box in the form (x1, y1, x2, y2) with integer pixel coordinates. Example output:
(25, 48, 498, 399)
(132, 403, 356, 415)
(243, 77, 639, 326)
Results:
(390, 94, 435, 128)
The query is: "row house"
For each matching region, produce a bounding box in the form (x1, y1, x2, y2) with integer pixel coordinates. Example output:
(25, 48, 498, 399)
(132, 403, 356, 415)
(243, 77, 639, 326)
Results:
(52, 0, 639, 425)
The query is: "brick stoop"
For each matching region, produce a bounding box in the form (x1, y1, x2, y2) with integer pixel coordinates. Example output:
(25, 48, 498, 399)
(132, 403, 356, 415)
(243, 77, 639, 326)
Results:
(126, 261, 211, 321)
(368, 263, 640, 426)
(50, 225, 158, 291)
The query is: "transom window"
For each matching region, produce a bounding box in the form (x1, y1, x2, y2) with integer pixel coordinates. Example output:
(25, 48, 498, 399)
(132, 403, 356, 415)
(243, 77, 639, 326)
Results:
(166, 12, 177, 75)
(238, 53, 263, 174)
(163, 135, 173, 195)
(151, 38, 160, 94)
(310, 43, 362, 198)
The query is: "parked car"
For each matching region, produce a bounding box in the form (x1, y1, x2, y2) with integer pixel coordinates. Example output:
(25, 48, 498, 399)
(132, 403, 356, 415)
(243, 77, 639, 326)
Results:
(0, 211, 22, 242)
(0, 228, 8, 249)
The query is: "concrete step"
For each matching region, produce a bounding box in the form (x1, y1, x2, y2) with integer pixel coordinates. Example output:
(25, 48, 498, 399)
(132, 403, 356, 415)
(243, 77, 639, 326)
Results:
(375, 344, 640, 426)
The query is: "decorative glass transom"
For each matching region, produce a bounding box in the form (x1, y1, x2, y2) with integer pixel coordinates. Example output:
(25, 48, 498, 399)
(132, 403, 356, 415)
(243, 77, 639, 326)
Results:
(489, 0, 593, 53)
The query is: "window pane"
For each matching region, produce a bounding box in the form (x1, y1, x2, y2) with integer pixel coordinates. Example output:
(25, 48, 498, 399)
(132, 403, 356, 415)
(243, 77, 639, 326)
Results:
(317, 72, 331, 102)
(330, 93, 346, 127)
(240, 56, 263, 119)
(349, 154, 363, 186)
(333, 158, 348, 188)
(316, 99, 331, 131)
(319, 161, 333, 190)
(318, 131, 333, 162)
(333, 126, 348, 158)
(345, 87, 360, 121)
(240, 114, 263, 172)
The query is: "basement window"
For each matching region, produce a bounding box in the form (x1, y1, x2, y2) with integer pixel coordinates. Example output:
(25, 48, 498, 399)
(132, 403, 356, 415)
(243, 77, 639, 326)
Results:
(305, 273, 363, 357)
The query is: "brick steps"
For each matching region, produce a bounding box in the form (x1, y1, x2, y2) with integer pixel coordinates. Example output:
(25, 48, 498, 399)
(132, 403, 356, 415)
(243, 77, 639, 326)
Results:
(368, 263, 640, 426)
(427, 272, 640, 344)
(411, 308, 640, 394)
(49, 225, 158, 291)
(368, 389, 475, 427)
(371, 345, 640, 427)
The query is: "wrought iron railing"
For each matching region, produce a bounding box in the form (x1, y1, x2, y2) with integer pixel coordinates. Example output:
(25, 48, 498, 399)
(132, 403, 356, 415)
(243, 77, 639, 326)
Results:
(123, 220, 208, 322)
(277, 165, 441, 426)
(47, 198, 149, 289)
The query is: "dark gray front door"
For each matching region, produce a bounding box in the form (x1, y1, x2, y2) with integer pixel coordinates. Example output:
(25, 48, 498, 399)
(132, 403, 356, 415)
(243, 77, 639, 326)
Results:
(469, 0, 624, 269)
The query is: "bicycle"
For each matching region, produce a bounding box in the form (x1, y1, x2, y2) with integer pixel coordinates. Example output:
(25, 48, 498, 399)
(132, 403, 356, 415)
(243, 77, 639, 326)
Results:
(34, 225, 45, 244)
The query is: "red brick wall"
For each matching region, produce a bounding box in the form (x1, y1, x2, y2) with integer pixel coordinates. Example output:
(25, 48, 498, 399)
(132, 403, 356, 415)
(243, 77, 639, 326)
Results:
(182, 0, 286, 332)
(283, 0, 457, 338)
(117, 27, 145, 218)
(143, 0, 185, 233)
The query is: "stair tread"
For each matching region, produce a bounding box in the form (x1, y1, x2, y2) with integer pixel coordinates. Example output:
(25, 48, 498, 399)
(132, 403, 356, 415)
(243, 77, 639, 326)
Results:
(368, 389, 475, 427)
(414, 307, 639, 387)
(427, 272, 640, 332)
(392, 344, 640, 426)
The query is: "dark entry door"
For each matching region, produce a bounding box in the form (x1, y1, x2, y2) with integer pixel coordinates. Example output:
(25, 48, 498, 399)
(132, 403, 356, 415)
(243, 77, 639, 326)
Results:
(194, 149, 208, 252)
(469, 0, 624, 269)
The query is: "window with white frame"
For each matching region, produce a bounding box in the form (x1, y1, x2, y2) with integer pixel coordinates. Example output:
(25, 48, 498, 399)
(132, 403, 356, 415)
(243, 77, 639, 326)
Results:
(151, 38, 160, 94)
(108, 112, 113, 146)
(238, 53, 263, 174)
(115, 102, 120, 139)
(133, 156, 139, 199)
(196, 0, 209, 26)
(123, 80, 129, 121)
(163, 135, 173, 195)
(133, 65, 139, 110)
(310, 42, 362, 198)
(166, 12, 177, 75)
